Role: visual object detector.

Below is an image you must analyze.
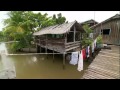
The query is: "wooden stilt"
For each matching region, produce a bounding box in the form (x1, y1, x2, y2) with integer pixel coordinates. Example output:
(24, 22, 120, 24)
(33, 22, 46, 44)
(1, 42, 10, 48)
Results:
(63, 52, 66, 69)
(53, 48, 54, 63)
(40, 46, 41, 53)
(46, 34, 48, 59)
(46, 48, 48, 59)
(37, 45, 40, 53)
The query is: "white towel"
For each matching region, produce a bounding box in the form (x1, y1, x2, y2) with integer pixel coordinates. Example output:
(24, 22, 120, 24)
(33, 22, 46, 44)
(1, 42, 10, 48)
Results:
(94, 39, 97, 48)
(77, 51, 83, 71)
(70, 52, 79, 65)
(87, 46, 90, 57)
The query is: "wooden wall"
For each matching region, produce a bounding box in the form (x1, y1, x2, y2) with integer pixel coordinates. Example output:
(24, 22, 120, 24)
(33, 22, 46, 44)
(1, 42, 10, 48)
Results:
(93, 19, 120, 45)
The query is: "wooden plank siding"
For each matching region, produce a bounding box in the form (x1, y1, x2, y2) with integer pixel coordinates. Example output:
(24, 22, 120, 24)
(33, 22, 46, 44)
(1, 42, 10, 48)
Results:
(35, 24, 83, 54)
(93, 19, 120, 45)
(35, 37, 81, 53)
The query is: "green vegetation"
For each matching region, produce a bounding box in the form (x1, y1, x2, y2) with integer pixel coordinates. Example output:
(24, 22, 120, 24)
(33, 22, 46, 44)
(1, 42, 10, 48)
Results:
(96, 35, 102, 48)
(96, 35, 102, 44)
(2, 11, 67, 52)
(0, 31, 4, 41)
(82, 24, 103, 48)
(82, 24, 93, 47)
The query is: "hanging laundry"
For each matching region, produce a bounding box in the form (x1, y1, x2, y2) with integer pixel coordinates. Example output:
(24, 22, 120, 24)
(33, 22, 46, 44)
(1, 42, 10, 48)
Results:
(82, 49, 86, 60)
(77, 51, 83, 71)
(86, 46, 90, 58)
(70, 52, 79, 65)
(86, 47, 88, 57)
(94, 39, 97, 48)
(92, 42, 94, 53)
(89, 33, 93, 39)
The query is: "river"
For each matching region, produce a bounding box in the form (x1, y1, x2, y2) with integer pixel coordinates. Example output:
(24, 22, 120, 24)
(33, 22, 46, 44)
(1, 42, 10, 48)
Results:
(0, 42, 90, 79)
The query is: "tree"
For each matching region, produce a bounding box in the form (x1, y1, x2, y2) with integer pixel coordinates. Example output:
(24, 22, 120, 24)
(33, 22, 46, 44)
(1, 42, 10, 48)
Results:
(3, 11, 32, 51)
(3, 11, 67, 52)
(82, 23, 93, 46)
(0, 31, 3, 41)
(52, 13, 67, 24)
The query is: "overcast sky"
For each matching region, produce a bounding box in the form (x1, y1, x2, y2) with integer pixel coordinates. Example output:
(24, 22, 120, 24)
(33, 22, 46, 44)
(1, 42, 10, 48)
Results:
(0, 11, 119, 31)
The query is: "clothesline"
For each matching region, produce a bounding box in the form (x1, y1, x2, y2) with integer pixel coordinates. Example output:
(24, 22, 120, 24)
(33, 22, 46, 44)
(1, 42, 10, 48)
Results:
(69, 38, 97, 71)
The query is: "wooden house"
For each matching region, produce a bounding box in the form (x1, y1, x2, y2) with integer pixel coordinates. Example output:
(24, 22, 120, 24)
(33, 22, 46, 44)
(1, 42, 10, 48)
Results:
(33, 21, 85, 68)
(91, 14, 120, 45)
(33, 21, 85, 53)
(81, 19, 98, 27)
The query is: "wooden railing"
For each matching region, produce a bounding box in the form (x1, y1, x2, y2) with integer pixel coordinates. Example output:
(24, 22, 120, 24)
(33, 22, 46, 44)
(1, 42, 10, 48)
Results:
(35, 38, 81, 52)
(35, 38, 65, 46)
(65, 41, 80, 51)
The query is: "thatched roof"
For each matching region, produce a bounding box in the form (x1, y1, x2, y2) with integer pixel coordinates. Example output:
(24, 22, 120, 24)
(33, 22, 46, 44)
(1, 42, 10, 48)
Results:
(33, 21, 85, 36)
(91, 14, 120, 29)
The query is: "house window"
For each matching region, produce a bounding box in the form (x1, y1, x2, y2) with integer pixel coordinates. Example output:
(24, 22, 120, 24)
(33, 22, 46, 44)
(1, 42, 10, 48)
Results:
(50, 34, 63, 38)
(67, 32, 74, 42)
(101, 28, 111, 35)
(75, 32, 80, 41)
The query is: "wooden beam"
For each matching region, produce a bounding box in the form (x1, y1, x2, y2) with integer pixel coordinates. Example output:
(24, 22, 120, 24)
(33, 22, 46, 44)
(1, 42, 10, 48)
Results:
(67, 31, 80, 32)
(65, 41, 80, 45)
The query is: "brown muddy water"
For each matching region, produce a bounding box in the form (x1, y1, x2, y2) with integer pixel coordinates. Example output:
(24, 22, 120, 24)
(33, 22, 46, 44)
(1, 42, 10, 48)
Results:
(0, 42, 90, 79)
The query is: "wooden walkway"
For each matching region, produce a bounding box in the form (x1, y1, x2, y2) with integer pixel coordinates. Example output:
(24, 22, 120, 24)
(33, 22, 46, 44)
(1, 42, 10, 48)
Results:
(82, 45, 120, 79)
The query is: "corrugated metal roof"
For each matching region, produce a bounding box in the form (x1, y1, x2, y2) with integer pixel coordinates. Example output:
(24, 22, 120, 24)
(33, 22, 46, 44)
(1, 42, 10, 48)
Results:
(33, 21, 84, 36)
(81, 19, 98, 25)
(90, 14, 120, 29)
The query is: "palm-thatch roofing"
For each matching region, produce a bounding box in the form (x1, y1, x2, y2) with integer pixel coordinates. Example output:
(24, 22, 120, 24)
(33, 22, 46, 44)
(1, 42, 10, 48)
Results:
(33, 20, 85, 36)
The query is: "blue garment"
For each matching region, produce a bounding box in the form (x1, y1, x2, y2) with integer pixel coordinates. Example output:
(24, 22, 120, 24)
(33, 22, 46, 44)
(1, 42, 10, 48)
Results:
(86, 47, 88, 57)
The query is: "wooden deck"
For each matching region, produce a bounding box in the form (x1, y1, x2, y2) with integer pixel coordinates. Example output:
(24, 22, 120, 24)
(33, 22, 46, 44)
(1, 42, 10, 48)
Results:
(82, 45, 120, 79)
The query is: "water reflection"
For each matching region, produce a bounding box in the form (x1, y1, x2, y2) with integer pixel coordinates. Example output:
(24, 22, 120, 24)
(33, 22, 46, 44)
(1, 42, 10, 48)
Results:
(0, 42, 90, 79)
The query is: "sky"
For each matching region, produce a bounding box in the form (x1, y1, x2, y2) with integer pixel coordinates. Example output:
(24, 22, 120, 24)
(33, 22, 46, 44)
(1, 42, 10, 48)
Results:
(0, 11, 119, 31)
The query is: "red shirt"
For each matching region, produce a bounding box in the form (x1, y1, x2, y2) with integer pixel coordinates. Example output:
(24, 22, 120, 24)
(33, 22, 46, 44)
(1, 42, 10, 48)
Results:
(82, 49, 86, 60)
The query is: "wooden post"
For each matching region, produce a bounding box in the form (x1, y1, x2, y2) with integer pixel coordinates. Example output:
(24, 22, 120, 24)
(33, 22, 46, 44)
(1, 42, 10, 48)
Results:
(62, 33, 67, 69)
(39, 37, 41, 53)
(65, 34, 67, 43)
(63, 52, 66, 69)
(74, 25, 76, 42)
(64, 33, 67, 50)
(46, 34, 48, 59)
(37, 45, 40, 53)
(80, 33, 82, 50)
(53, 48, 54, 63)
(40, 46, 41, 53)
